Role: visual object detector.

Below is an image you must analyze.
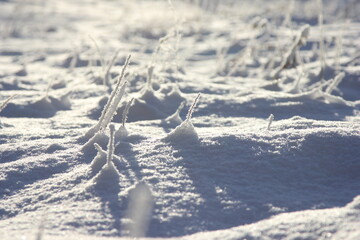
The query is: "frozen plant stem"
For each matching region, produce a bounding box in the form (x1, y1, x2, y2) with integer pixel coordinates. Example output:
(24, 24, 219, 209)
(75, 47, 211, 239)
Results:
(89, 36, 106, 72)
(292, 72, 304, 93)
(69, 48, 78, 71)
(283, 0, 294, 27)
(107, 125, 115, 166)
(94, 143, 103, 153)
(335, 31, 343, 72)
(325, 72, 345, 94)
(104, 49, 121, 88)
(271, 25, 309, 78)
(318, 0, 325, 79)
(146, 66, 154, 91)
(186, 93, 201, 122)
(167, 0, 181, 66)
(175, 101, 186, 117)
(0, 95, 15, 113)
(267, 114, 274, 130)
(89, 36, 121, 88)
(87, 54, 131, 138)
(122, 98, 134, 127)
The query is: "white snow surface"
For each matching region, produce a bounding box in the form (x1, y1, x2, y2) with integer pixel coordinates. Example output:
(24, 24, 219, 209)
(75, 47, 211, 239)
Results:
(0, 0, 360, 239)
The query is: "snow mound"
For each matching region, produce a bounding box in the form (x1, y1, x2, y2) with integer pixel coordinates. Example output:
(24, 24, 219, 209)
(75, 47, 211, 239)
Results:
(0, 94, 71, 118)
(164, 120, 198, 143)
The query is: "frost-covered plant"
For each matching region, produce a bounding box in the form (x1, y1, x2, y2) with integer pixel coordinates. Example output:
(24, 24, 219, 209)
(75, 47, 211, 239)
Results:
(122, 98, 134, 128)
(186, 93, 200, 121)
(150, 0, 183, 73)
(85, 54, 131, 140)
(286, 67, 307, 94)
(146, 66, 155, 91)
(90, 36, 121, 89)
(152, 35, 171, 64)
(165, 93, 200, 143)
(152, 28, 182, 73)
(2, 1, 27, 38)
(299, 72, 351, 106)
(106, 125, 115, 166)
(89, 36, 106, 69)
(250, 16, 268, 29)
(317, 0, 326, 80)
(225, 45, 254, 77)
(282, 0, 294, 27)
(92, 125, 121, 187)
(267, 114, 274, 130)
(271, 25, 310, 78)
(335, 34, 343, 72)
(0, 95, 15, 113)
(325, 72, 345, 94)
(69, 48, 79, 71)
(140, 65, 155, 96)
(217, 18, 265, 77)
(216, 46, 227, 75)
(104, 49, 121, 89)
(115, 97, 134, 140)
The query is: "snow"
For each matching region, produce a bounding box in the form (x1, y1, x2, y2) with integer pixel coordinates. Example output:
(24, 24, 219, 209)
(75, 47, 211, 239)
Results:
(0, 0, 360, 239)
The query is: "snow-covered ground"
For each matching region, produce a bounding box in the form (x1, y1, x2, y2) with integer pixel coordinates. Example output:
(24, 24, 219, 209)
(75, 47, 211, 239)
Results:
(1, 0, 360, 239)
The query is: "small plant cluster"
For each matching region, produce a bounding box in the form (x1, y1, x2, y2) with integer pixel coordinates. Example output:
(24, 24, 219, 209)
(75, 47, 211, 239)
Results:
(271, 25, 310, 79)
(80, 54, 201, 237)
(82, 52, 202, 153)
(214, 0, 353, 109)
(84, 55, 131, 142)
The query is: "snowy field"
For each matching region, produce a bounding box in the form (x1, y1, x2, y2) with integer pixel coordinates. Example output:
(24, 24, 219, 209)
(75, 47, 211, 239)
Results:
(0, 0, 360, 239)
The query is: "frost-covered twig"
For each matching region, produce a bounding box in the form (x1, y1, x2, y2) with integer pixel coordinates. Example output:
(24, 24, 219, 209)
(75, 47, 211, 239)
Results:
(0, 95, 15, 113)
(89, 36, 122, 88)
(267, 114, 274, 130)
(69, 49, 79, 71)
(335, 31, 343, 71)
(186, 93, 201, 121)
(104, 49, 121, 88)
(146, 66, 154, 91)
(89, 36, 106, 72)
(288, 72, 305, 94)
(325, 72, 345, 94)
(94, 143, 103, 153)
(271, 25, 310, 78)
(107, 125, 115, 166)
(85, 55, 131, 139)
(100, 54, 130, 130)
(317, 0, 326, 80)
(122, 98, 134, 127)
(174, 101, 186, 118)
